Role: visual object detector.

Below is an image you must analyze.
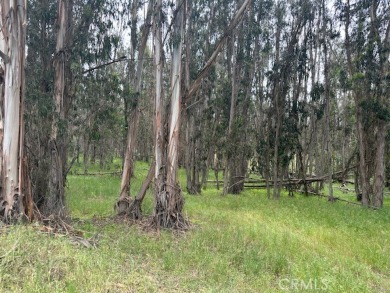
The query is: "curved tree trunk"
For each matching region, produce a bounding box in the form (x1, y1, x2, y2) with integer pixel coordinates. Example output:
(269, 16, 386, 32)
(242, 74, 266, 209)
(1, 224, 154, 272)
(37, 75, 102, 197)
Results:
(117, 0, 153, 213)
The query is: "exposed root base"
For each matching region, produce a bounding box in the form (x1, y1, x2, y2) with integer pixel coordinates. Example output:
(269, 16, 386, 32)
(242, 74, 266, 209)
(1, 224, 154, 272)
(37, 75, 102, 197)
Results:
(186, 185, 201, 195)
(115, 197, 132, 215)
(0, 195, 32, 224)
(150, 189, 190, 231)
(151, 212, 190, 230)
(127, 199, 142, 220)
(115, 197, 142, 220)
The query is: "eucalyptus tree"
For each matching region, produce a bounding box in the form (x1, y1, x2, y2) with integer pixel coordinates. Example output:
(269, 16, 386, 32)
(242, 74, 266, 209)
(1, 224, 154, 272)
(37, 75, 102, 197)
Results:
(222, 1, 261, 195)
(320, 0, 334, 200)
(264, 0, 313, 199)
(0, 0, 34, 221)
(24, 0, 127, 216)
(116, 0, 154, 217)
(151, 0, 251, 228)
(45, 0, 74, 216)
(181, 0, 252, 195)
(25, 0, 57, 211)
(339, 0, 390, 208)
(183, 0, 230, 194)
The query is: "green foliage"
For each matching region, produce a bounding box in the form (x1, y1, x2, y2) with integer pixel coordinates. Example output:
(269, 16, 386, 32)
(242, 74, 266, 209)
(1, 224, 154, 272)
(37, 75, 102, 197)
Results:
(351, 72, 365, 82)
(310, 82, 324, 102)
(338, 69, 350, 90)
(360, 99, 390, 122)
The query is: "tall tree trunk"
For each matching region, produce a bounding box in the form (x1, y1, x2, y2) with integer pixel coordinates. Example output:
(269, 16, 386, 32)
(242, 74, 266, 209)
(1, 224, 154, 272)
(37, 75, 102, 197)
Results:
(344, 0, 388, 208)
(152, 0, 167, 226)
(0, 0, 33, 222)
(164, 0, 185, 225)
(151, 0, 251, 228)
(45, 0, 73, 216)
(322, 0, 334, 201)
(152, 0, 187, 229)
(117, 0, 153, 208)
(223, 35, 239, 196)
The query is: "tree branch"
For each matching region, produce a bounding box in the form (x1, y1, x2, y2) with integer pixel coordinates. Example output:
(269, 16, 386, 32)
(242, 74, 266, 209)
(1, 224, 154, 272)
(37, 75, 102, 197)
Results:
(184, 0, 251, 102)
(162, 0, 186, 46)
(82, 55, 127, 74)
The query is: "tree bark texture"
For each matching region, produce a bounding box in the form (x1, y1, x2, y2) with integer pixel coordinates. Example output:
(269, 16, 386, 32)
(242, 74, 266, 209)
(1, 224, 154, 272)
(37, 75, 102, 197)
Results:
(45, 0, 73, 216)
(0, 0, 33, 222)
(152, 0, 187, 229)
(118, 0, 153, 205)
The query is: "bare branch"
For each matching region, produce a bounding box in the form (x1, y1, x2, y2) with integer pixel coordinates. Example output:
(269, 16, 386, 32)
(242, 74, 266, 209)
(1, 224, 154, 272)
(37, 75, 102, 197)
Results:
(185, 0, 251, 101)
(82, 56, 127, 74)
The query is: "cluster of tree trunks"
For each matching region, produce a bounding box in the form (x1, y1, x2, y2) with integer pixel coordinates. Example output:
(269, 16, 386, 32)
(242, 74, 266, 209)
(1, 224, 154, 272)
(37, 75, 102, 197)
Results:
(1, 0, 389, 225)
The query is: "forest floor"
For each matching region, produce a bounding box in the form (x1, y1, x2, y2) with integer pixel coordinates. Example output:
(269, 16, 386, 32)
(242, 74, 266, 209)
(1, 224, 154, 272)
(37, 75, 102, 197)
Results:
(0, 161, 389, 292)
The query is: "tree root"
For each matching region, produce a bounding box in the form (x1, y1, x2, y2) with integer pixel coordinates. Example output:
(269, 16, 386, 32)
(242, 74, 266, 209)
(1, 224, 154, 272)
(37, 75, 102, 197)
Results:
(150, 189, 190, 230)
(115, 197, 143, 220)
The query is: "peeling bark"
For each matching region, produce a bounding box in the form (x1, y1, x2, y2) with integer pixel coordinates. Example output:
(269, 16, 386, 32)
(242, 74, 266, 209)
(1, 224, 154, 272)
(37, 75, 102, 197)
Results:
(0, 0, 33, 222)
(45, 0, 73, 217)
(151, 0, 187, 230)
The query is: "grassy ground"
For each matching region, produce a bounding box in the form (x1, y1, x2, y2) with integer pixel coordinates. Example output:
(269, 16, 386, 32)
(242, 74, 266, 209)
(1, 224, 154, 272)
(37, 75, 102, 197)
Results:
(1, 161, 390, 292)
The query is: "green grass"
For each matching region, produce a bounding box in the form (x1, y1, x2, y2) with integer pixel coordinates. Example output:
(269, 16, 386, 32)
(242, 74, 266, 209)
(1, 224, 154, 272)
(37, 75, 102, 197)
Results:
(1, 161, 390, 292)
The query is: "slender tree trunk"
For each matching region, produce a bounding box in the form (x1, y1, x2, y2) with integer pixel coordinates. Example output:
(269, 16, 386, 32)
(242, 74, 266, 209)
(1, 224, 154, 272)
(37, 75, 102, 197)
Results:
(185, 111, 197, 194)
(223, 36, 238, 196)
(83, 134, 90, 174)
(118, 0, 153, 205)
(272, 104, 281, 199)
(152, 0, 166, 226)
(45, 0, 73, 216)
(372, 122, 387, 207)
(272, 14, 282, 200)
(322, 0, 334, 201)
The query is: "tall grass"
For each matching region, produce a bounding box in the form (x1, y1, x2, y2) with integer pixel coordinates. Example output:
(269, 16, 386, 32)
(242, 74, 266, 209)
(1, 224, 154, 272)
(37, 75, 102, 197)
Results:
(0, 161, 389, 292)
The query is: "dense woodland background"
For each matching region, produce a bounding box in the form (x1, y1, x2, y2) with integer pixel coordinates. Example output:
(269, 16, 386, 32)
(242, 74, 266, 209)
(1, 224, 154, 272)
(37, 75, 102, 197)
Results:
(0, 0, 390, 226)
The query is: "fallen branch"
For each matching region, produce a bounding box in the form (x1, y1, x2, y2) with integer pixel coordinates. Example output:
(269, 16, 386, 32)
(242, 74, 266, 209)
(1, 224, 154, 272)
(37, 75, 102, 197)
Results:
(227, 178, 246, 191)
(301, 190, 380, 209)
(73, 171, 122, 176)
